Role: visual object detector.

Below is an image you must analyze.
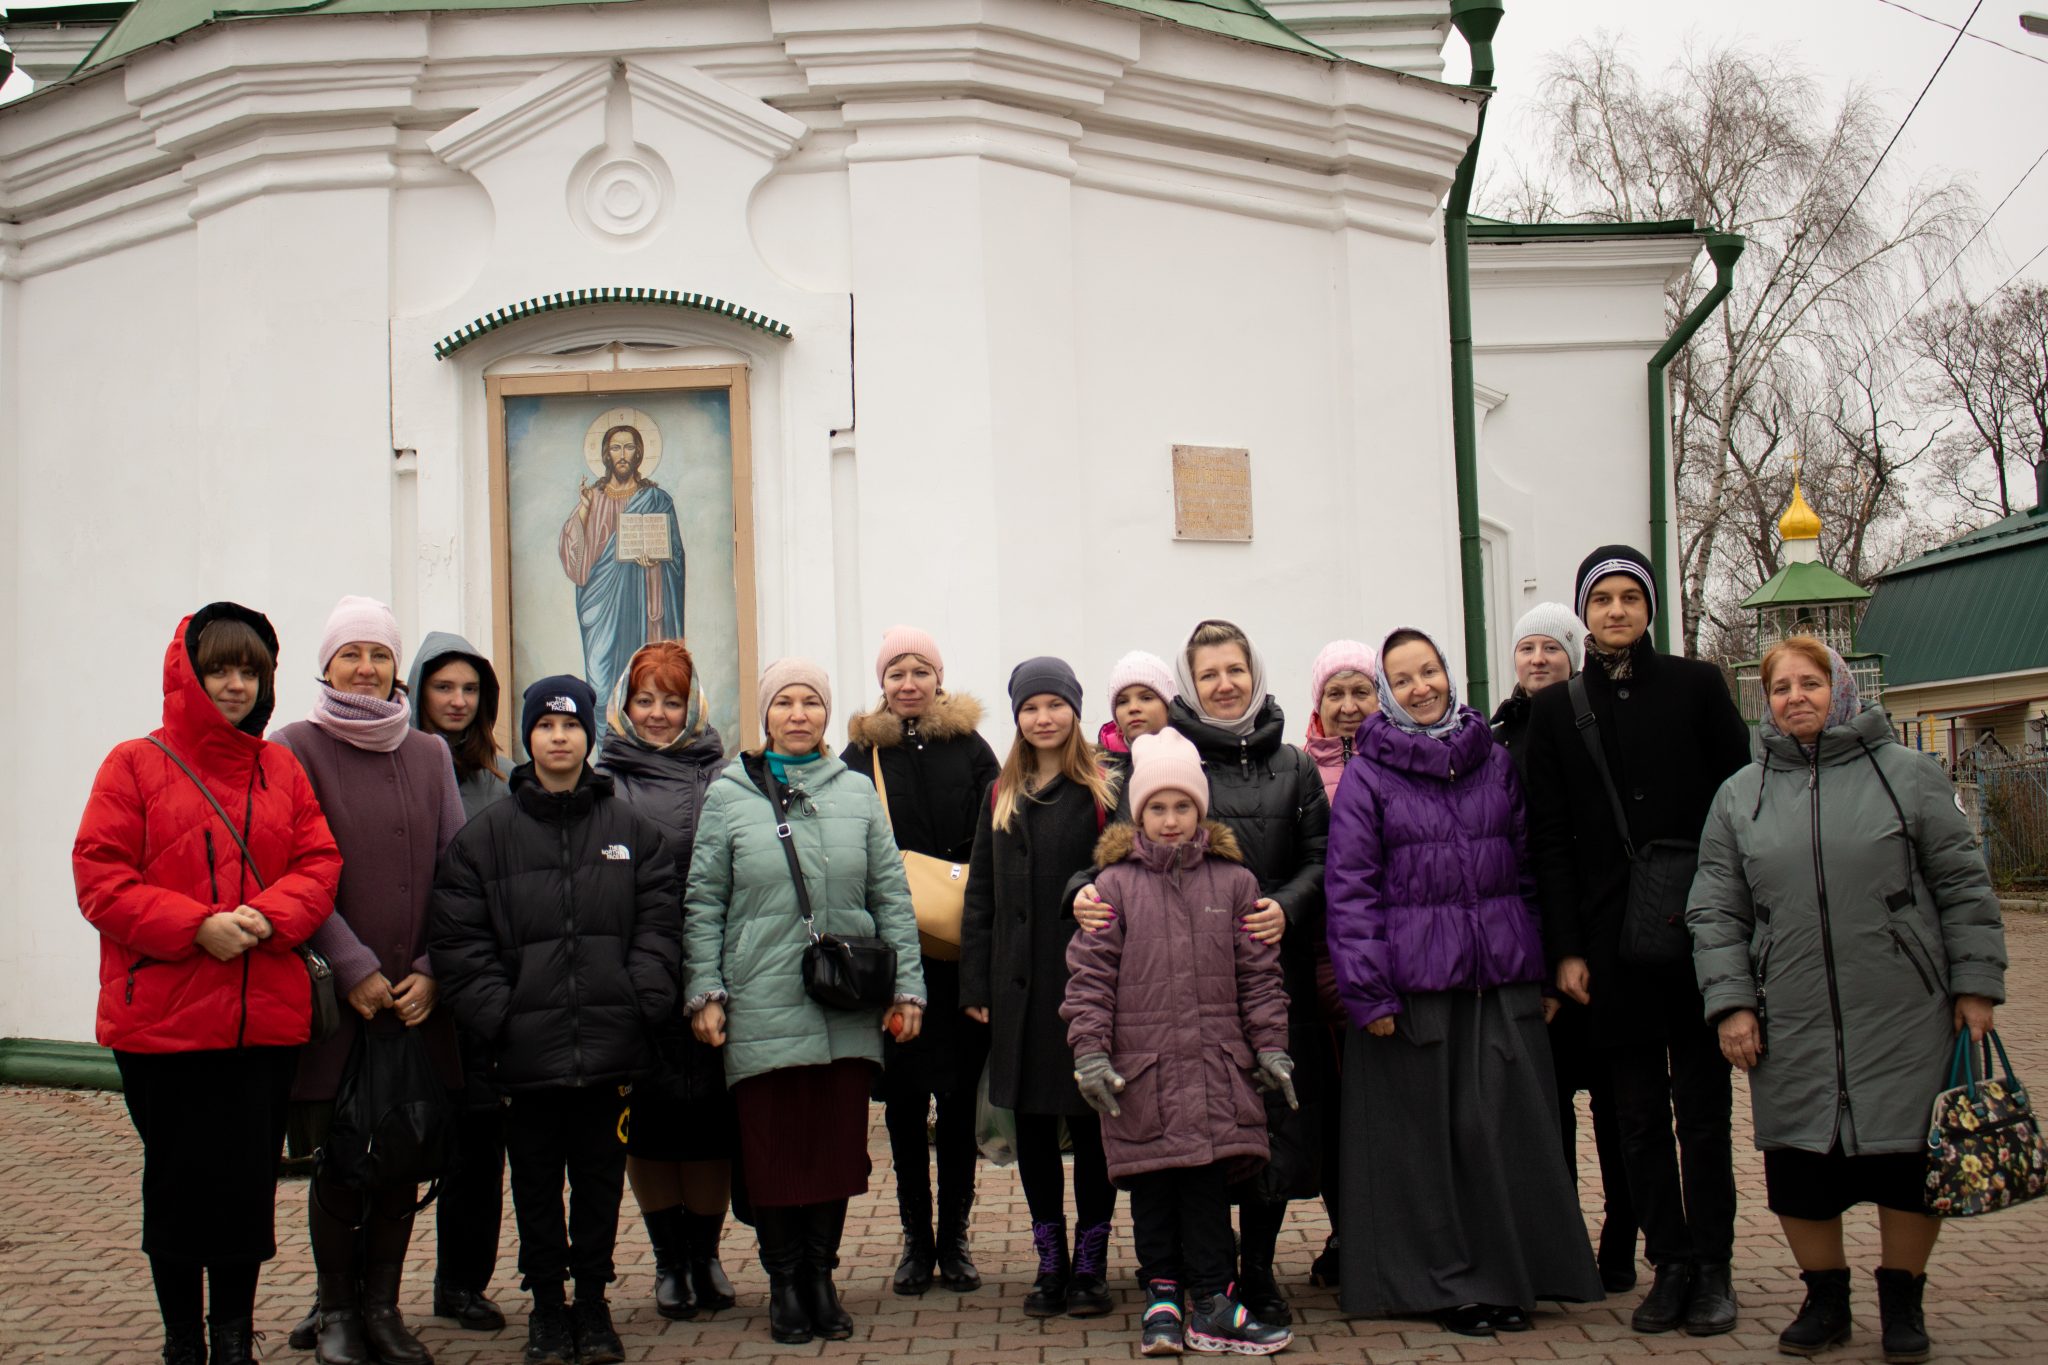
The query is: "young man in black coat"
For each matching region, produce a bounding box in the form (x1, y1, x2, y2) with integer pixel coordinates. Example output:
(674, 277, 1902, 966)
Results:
(431, 676, 682, 1365)
(1521, 547, 1753, 1339)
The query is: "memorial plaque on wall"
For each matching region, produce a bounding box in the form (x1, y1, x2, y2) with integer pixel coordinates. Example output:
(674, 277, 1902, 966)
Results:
(1172, 445, 1253, 541)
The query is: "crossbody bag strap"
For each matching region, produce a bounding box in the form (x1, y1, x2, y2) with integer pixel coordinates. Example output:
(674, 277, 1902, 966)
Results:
(1567, 676, 1636, 861)
(746, 753, 818, 936)
(147, 736, 267, 890)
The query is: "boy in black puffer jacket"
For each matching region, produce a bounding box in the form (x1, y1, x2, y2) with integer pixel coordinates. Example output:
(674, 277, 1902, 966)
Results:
(431, 676, 682, 1365)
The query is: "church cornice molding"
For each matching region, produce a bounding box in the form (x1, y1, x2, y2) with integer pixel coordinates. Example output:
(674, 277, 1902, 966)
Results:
(1469, 235, 1706, 290)
(434, 286, 794, 361)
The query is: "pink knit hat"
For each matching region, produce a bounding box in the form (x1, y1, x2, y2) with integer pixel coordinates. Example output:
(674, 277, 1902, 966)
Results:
(876, 625, 943, 686)
(1130, 729, 1209, 820)
(1309, 639, 1378, 714)
(1106, 650, 1178, 707)
(317, 595, 403, 673)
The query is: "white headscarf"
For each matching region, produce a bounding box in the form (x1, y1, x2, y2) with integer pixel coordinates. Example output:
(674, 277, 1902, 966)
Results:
(1173, 625, 1270, 738)
(1375, 627, 1465, 741)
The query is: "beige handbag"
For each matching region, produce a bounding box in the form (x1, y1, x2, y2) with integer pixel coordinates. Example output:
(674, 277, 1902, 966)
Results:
(871, 756, 968, 961)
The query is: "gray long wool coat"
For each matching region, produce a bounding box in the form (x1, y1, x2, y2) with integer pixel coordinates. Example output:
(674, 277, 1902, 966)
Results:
(1688, 704, 2007, 1155)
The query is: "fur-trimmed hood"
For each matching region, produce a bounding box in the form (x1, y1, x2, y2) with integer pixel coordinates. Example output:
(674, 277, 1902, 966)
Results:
(845, 690, 985, 749)
(1092, 818, 1243, 870)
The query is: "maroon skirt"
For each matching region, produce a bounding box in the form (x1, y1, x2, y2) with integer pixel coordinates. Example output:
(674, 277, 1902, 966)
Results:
(733, 1059, 877, 1207)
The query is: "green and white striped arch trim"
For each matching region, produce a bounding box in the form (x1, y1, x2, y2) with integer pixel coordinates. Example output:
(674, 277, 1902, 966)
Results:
(434, 287, 793, 359)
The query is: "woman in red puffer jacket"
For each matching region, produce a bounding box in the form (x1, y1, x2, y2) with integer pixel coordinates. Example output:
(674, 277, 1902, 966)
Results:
(73, 602, 341, 1365)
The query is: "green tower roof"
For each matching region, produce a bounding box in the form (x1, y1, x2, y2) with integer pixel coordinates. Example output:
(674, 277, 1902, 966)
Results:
(1740, 559, 1872, 610)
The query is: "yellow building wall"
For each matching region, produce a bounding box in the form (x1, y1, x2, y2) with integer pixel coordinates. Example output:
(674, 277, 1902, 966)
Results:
(1883, 672, 2048, 760)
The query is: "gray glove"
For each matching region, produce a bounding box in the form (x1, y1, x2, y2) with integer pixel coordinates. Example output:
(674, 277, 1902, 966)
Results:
(1255, 1050, 1298, 1110)
(1073, 1051, 1126, 1117)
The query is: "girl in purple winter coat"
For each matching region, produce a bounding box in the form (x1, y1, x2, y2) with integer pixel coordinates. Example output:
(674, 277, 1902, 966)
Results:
(1324, 628, 1602, 1338)
(1062, 729, 1296, 1358)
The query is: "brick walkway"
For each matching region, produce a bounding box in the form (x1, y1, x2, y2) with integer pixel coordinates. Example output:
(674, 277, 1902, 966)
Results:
(7, 913, 2048, 1364)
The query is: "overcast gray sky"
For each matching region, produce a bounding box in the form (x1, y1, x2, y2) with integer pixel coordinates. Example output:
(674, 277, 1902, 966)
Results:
(4, 0, 2045, 295)
(1466, 0, 2048, 300)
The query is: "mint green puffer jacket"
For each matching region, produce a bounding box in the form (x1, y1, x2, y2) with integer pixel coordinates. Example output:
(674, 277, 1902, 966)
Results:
(683, 753, 925, 1088)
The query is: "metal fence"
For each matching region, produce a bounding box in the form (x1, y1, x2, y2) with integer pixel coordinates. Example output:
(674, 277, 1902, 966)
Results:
(1959, 743, 2048, 887)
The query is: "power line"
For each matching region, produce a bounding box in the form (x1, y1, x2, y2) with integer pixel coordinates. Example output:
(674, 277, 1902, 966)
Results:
(1869, 0, 2048, 66)
(1987, 239, 2048, 297)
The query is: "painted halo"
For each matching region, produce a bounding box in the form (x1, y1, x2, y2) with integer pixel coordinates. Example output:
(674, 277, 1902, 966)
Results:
(583, 407, 664, 480)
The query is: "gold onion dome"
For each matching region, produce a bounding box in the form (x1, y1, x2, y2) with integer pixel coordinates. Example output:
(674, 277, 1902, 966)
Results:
(1779, 480, 1822, 541)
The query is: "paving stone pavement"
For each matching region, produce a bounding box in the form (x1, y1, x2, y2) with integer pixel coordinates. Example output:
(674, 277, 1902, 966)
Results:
(6, 912, 2048, 1364)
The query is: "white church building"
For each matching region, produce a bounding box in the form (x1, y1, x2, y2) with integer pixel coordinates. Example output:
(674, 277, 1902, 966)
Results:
(0, 0, 1709, 1064)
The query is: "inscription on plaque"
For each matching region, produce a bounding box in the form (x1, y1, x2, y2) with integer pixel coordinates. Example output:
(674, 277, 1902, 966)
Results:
(1172, 445, 1253, 542)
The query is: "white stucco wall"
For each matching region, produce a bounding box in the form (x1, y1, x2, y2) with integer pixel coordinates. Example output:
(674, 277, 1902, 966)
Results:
(0, 3, 1685, 1048)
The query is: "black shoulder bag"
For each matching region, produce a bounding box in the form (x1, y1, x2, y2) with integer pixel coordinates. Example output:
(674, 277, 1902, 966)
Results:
(1566, 677, 1698, 968)
(146, 737, 341, 1043)
(747, 754, 898, 1011)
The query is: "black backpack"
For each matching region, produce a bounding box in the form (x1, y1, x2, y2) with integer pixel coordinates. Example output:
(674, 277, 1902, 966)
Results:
(315, 1021, 457, 1220)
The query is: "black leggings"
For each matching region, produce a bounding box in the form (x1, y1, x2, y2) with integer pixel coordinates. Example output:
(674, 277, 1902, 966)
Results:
(149, 1256, 260, 1333)
(883, 1087, 979, 1214)
(1014, 1112, 1115, 1228)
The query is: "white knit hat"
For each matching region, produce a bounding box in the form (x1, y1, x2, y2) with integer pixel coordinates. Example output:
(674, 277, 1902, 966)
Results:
(1106, 650, 1178, 707)
(1511, 603, 1585, 676)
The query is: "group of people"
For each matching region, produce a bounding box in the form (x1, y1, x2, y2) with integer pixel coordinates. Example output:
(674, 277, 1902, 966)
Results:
(75, 536, 2008, 1365)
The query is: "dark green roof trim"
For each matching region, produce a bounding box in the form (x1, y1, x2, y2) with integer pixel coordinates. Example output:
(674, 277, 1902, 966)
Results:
(1086, 0, 1342, 60)
(4, 2, 136, 26)
(1739, 559, 1873, 609)
(1469, 217, 1701, 240)
(434, 287, 791, 361)
(0, 1038, 122, 1090)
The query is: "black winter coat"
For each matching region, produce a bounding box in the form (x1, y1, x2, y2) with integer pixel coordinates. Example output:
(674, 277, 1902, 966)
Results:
(842, 693, 999, 862)
(961, 775, 1105, 1115)
(843, 692, 999, 1101)
(1490, 688, 1534, 781)
(1522, 637, 1751, 1040)
(429, 764, 683, 1093)
(597, 720, 728, 1119)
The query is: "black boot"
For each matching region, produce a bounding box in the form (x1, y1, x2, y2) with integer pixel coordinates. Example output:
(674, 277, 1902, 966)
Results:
(1684, 1260, 1738, 1336)
(161, 1322, 206, 1365)
(206, 1316, 256, 1365)
(1022, 1219, 1070, 1317)
(431, 1280, 506, 1331)
(1875, 1267, 1930, 1364)
(1309, 1232, 1341, 1289)
(1632, 1260, 1694, 1334)
(313, 1268, 369, 1365)
(1067, 1221, 1114, 1318)
(799, 1200, 854, 1340)
(682, 1210, 737, 1312)
(523, 1281, 574, 1365)
(1236, 1200, 1291, 1327)
(892, 1187, 937, 1298)
(1778, 1268, 1852, 1357)
(1599, 1218, 1639, 1293)
(935, 1192, 982, 1292)
(570, 1292, 624, 1365)
(361, 1211, 432, 1365)
(753, 1206, 812, 1345)
(643, 1206, 696, 1320)
(287, 1302, 319, 1352)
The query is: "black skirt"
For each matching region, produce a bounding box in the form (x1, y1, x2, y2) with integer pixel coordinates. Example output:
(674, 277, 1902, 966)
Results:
(733, 1060, 876, 1207)
(114, 1046, 299, 1263)
(877, 957, 990, 1104)
(1764, 1146, 1929, 1220)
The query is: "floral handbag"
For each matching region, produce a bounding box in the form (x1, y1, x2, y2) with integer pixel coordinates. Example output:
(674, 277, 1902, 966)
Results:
(1925, 1030, 2048, 1217)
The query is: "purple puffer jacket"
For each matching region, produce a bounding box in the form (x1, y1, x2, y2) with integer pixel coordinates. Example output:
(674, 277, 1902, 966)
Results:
(1325, 706, 1544, 1028)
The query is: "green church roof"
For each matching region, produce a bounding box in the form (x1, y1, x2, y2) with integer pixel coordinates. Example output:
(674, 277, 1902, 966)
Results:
(1739, 559, 1872, 610)
(1856, 509, 2048, 688)
(60, 0, 1337, 78)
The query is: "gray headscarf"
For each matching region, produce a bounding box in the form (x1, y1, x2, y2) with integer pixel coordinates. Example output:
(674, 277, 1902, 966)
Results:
(1173, 622, 1270, 738)
(1375, 627, 1465, 741)
(1758, 641, 1861, 757)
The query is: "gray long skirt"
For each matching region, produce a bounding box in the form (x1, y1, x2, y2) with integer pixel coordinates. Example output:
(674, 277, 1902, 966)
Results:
(1338, 984, 1604, 1316)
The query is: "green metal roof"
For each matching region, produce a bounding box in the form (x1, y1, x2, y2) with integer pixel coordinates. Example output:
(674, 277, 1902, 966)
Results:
(58, 0, 1336, 78)
(1469, 216, 1701, 240)
(1739, 559, 1872, 610)
(1855, 509, 2048, 687)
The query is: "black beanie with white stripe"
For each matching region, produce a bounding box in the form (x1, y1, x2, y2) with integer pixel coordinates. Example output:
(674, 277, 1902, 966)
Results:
(1574, 545, 1657, 624)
